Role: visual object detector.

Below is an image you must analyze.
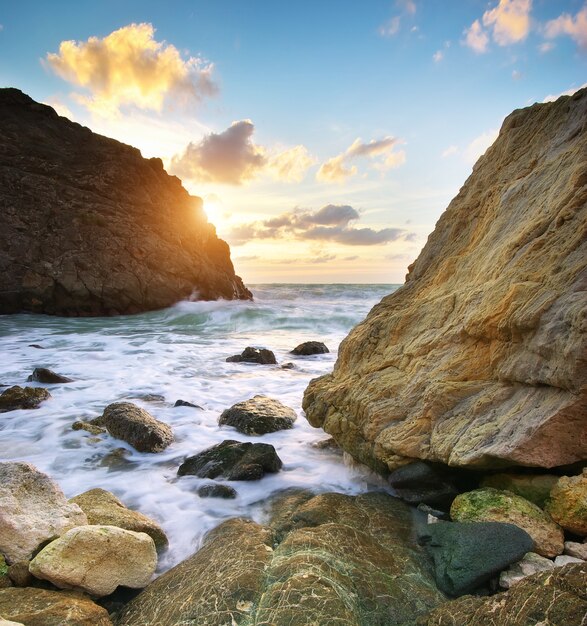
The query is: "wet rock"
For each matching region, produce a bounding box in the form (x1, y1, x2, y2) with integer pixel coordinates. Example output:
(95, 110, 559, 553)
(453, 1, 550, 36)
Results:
(93, 402, 173, 453)
(554, 554, 583, 567)
(388, 461, 475, 510)
(417, 563, 587, 626)
(28, 344, 44, 349)
(0, 386, 51, 412)
(29, 525, 157, 597)
(116, 493, 445, 626)
(197, 484, 237, 499)
(418, 521, 534, 596)
(0, 556, 11, 589)
(98, 448, 134, 470)
(69, 488, 168, 549)
(0, 461, 87, 564)
(27, 368, 73, 384)
(450, 488, 564, 557)
(565, 541, 587, 560)
(7, 561, 32, 588)
(480, 472, 559, 508)
(177, 440, 282, 480)
(218, 395, 297, 435)
(417, 503, 451, 521)
(498, 552, 555, 589)
(290, 341, 329, 355)
(312, 437, 342, 452)
(0, 587, 112, 625)
(226, 346, 277, 365)
(72, 421, 106, 435)
(173, 399, 203, 409)
(545, 469, 587, 536)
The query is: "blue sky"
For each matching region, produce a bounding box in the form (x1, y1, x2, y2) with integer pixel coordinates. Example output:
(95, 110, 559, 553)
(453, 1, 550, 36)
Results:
(1, 1, 585, 282)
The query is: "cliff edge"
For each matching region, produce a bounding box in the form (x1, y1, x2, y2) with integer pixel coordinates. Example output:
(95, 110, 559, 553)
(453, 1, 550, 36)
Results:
(0, 88, 251, 315)
(304, 89, 587, 471)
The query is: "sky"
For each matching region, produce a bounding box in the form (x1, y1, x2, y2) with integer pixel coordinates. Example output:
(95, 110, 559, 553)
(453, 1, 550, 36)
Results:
(0, 1, 586, 284)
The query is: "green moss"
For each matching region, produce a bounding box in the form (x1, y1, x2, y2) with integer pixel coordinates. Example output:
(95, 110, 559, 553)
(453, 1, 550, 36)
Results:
(0, 555, 8, 577)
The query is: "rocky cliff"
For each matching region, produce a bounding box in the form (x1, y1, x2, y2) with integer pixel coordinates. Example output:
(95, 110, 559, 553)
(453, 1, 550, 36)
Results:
(304, 89, 587, 471)
(0, 88, 251, 315)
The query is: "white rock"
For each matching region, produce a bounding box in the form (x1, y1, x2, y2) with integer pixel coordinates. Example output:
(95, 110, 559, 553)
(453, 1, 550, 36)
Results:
(0, 462, 87, 563)
(564, 541, 587, 560)
(554, 554, 584, 567)
(29, 525, 157, 597)
(499, 552, 555, 589)
(0, 619, 26, 626)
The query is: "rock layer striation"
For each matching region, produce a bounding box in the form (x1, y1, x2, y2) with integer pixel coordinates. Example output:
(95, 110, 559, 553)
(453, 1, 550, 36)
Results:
(0, 88, 251, 315)
(304, 89, 587, 471)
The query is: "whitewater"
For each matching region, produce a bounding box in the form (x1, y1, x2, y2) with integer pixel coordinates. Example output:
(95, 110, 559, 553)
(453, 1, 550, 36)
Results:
(0, 284, 398, 572)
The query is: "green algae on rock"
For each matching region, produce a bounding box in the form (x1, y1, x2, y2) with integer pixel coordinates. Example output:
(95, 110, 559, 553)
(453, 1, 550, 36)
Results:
(480, 472, 559, 508)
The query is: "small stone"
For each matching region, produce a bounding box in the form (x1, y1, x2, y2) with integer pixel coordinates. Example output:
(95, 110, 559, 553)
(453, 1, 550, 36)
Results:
(7, 562, 32, 588)
(218, 395, 296, 435)
(174, 399, 203, 409)
(290, 341, 329, 356)
(554, 554, 584, 567)
(226, 347, 277, 365)
(564, 541, 587, 560)
(72, 421, 106, 435)
(26, 368, 73, 384)
(0, 386, 51, 413)
(280, 362, 295, 370)
(197, 484, 237, 499)
(499, 552, 555, 589)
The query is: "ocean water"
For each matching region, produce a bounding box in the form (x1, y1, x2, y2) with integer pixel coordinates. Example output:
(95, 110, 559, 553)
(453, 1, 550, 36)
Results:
(0, 284, 398, 572)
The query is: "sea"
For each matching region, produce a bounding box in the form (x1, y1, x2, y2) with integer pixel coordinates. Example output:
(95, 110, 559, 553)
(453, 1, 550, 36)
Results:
(0, 283, 399, 572)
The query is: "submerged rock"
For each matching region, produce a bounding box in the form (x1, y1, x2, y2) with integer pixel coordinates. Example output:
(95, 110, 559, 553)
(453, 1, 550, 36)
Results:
(197, 483, 237, 499)
(69, 488, 168, 549)
(0, 88, 251, 316)
(0, 587, 112, 626)
(303, 89, 587, 472)
(0, 461, 87, 564)
(177, 439, 282, 480)
(116, 493, 445, 626)
(72, 421, 106, 436)
(545, 469, 587, 536)
(226, 346, 277, 364)
(0, 386, 51, 412)
(418, 521, 534, 596)
(29, 525, 157, 597)
(450, 488, 564, 557)
(27, 368, 73, 384)
(93, 402, 173, 453)
(290, 341, 329, 355)
(418, 563, 587, 626)
(218, 395, 297, 435)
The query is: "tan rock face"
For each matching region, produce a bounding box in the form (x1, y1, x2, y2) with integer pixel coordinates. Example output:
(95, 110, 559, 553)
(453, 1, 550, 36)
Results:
(0, 462, 87, 564)
(545, 470, 587, 536)
(29, 525, 157, 597)
(304, 89, 587, 471)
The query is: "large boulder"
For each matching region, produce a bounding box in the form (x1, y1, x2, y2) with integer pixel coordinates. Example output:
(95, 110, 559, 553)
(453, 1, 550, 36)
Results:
(0, 88, 251, 316)
(545, 469, 587, 536)
(29, 525, 157, 597)
(69, 488, 168, 549)
(417, 563, 587, 626)
(93, 402, 173, 453)
(0, 587, 112, 625)
(218, 395, 297, 435)
(177, 439, 283, 480)
(418, 521, 533, 596)
(303, 89, 587, 472)
(0, 462, 87, 564)
(0, 386, 51, 412)
(116, 493, 445, 626)
(450, 488, 564, 557)
(480, 472, 559, 508)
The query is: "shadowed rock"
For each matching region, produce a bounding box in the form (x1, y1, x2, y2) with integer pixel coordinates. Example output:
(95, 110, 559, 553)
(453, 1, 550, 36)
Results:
(218, 395, 296, 435)
(177, 440, 282, 480)
(290, 341, 329, 355)
(0, 386, 51, 412)
(27, 368, 73, 384)
(197, 484, 237, 499)
(173, 399, 203, 409)
(226, 346, 277, 364)
(0, 88, 251, 316)
(93, 402, 173, 453)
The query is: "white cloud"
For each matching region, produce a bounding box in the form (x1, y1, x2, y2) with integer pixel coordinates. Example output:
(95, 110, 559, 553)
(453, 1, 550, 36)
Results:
(542, 82, 587, 103)
(267, 145, 317, 182)
(463, 20, 489, 53)
(441, 145, 458, 158)
(317, 137, 406, 183)
(544, 4, 587, 49)
(512, 69, 523, 80)
(46, 23, 217, 116)
(379, 16, 401, 37)
(465, 129, 499, 164)
(539, 41, 555, 53)
(483, 0, 532, 46)
(433, 50, 444, 62)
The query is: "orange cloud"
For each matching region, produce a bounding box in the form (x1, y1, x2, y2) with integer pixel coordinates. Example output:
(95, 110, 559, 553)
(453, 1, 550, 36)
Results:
(483, 0, 532, 46)
(317, 137, 405, 183)
(463, 20, 489, 53)
(544, 4, 587, 49)
(46, 23, 217, 116)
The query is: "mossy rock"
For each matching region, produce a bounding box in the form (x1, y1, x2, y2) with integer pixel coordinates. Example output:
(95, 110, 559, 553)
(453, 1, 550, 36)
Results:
(218, 395, 296, 435)
(545, 469, 587, 536)
(0, 386, 51, 412)
(480, 472, 558, 508)
(450, 488, 564, 557)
